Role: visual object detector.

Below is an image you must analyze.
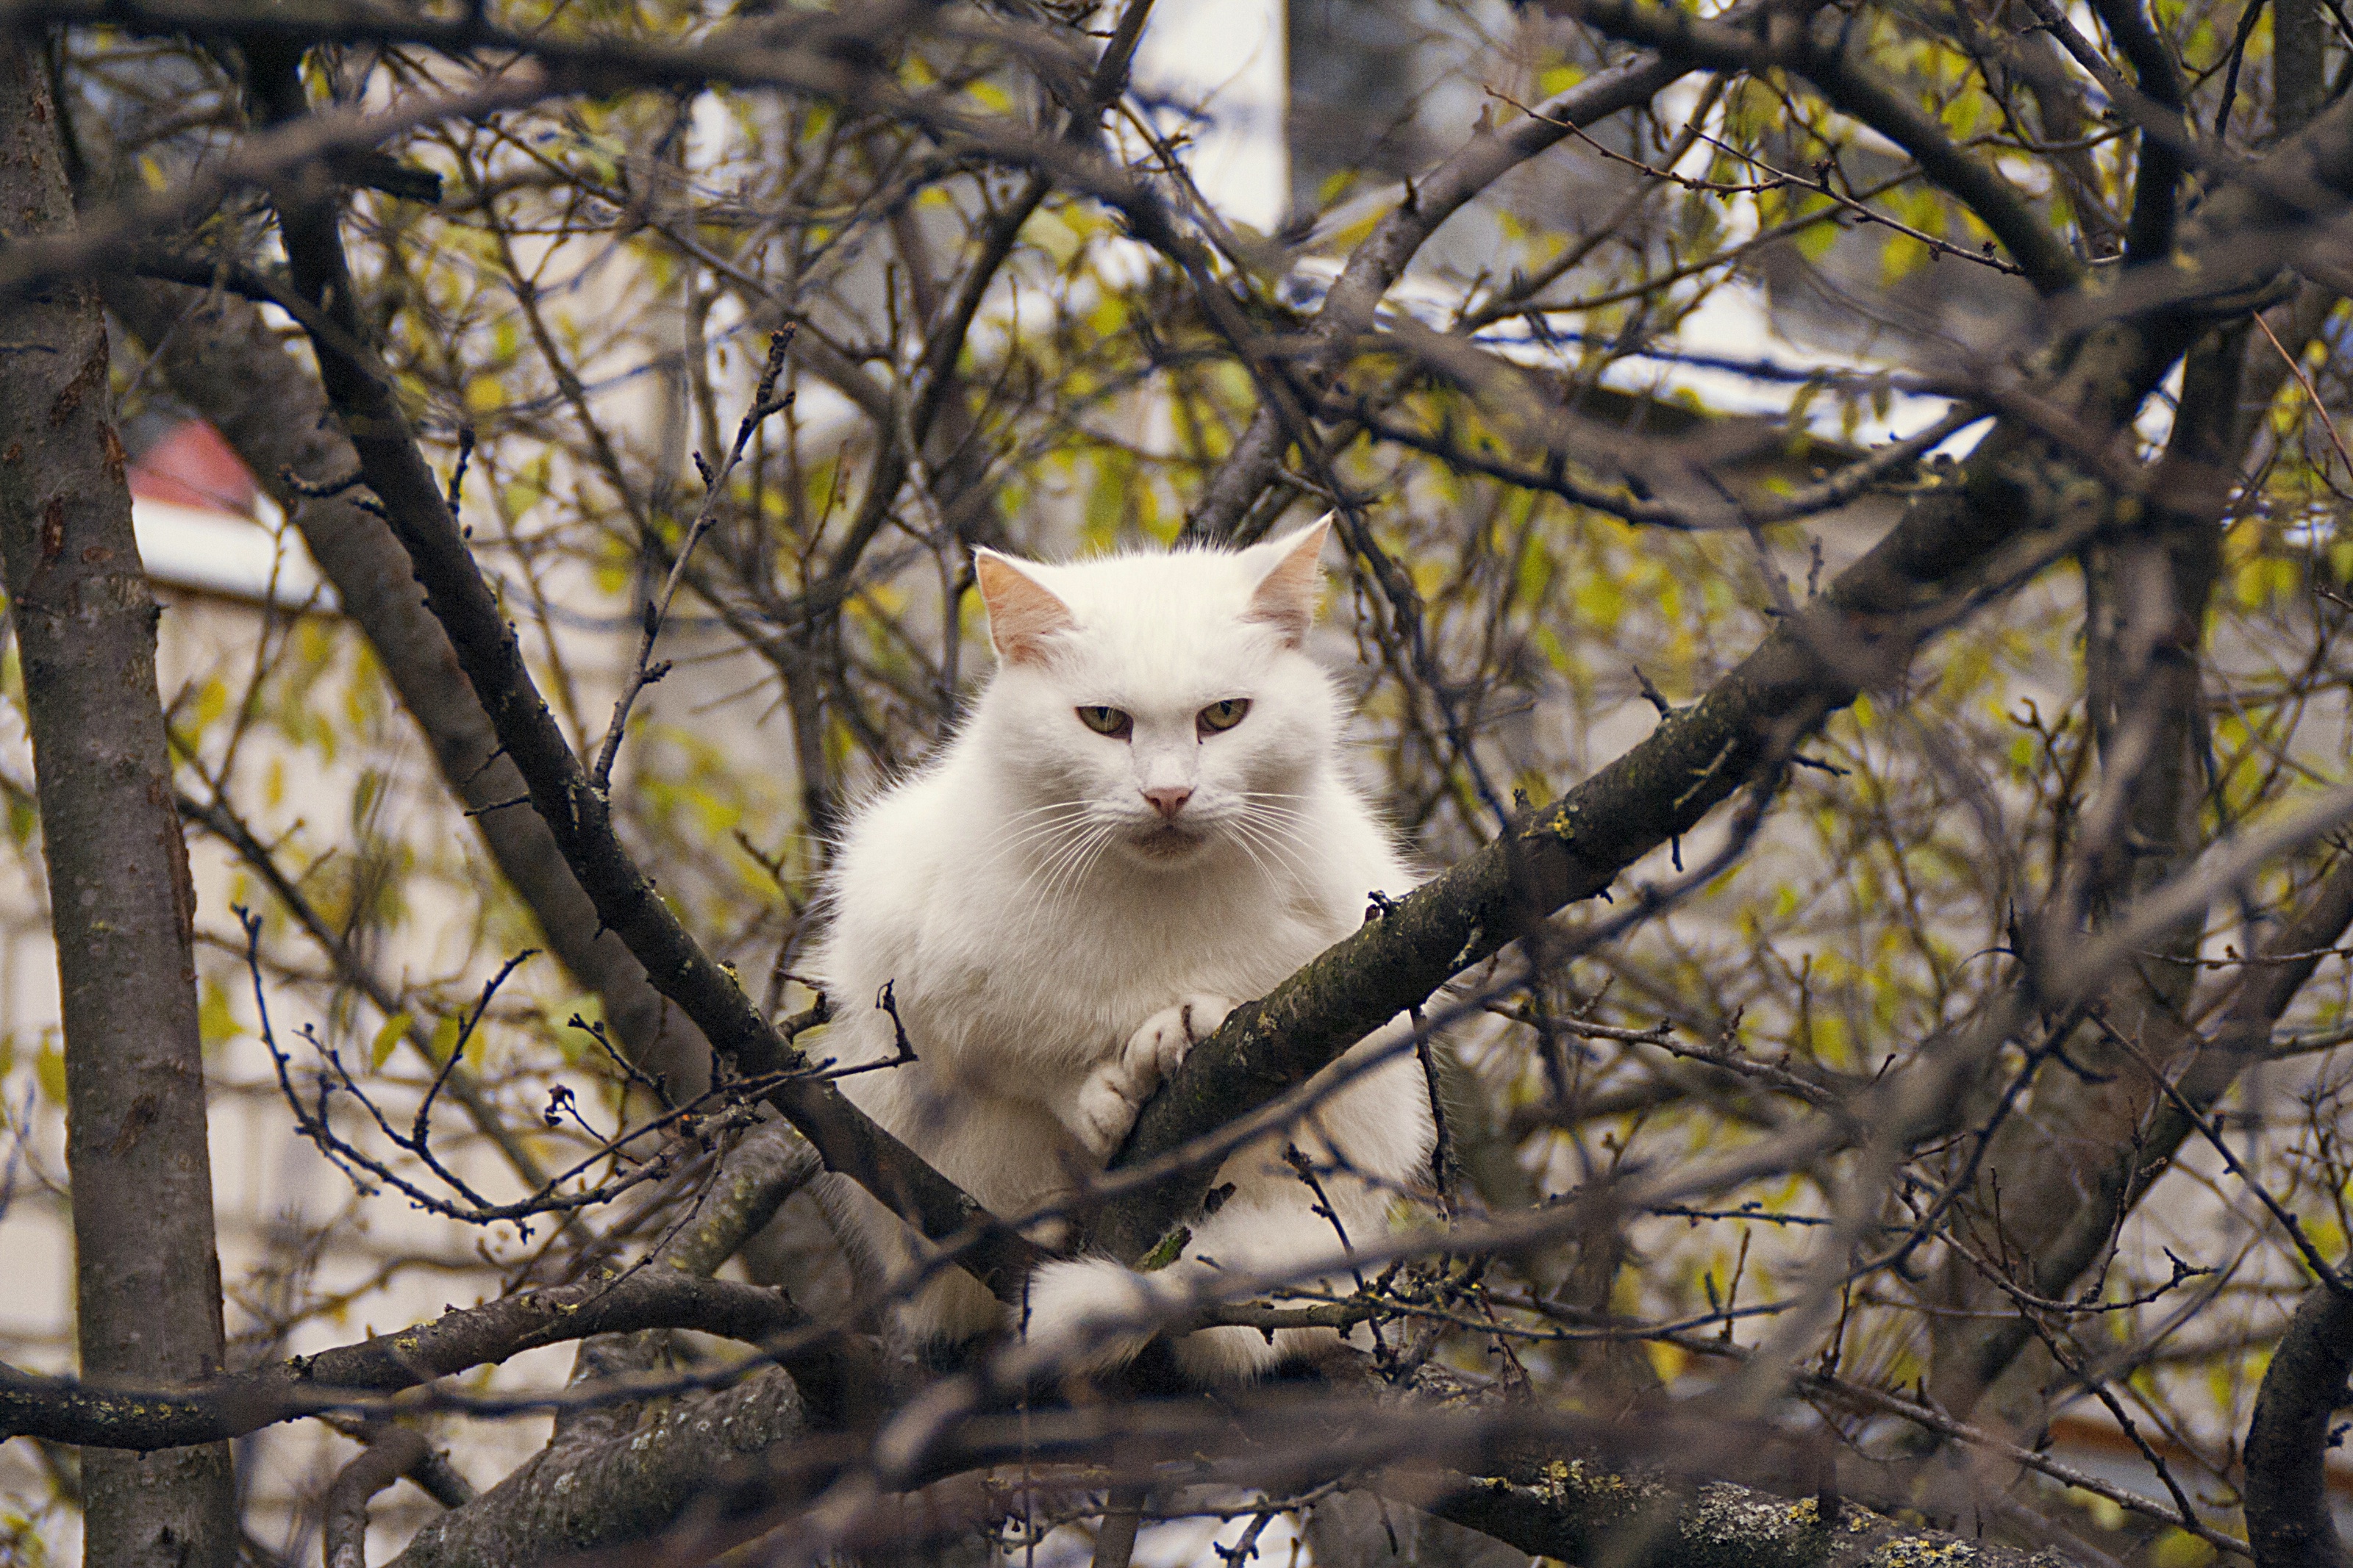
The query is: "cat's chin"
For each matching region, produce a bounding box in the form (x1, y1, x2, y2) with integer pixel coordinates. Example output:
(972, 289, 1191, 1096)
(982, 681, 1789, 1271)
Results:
(1123, 823, 1210, 864)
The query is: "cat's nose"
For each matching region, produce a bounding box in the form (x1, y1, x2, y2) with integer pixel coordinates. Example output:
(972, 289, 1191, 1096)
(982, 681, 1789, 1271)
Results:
(1143, 786, 1192, 820)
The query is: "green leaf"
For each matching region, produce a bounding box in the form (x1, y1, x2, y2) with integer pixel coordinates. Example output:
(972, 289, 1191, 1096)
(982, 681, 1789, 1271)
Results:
(371, 1011, 413, 1073)
(198, 981, 240, 1049)
(34, 1041, 65, 1106)
(1138, 1225, 1192, 1272)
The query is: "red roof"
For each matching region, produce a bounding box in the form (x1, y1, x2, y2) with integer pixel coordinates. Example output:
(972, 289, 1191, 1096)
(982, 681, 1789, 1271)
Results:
(128, 420, 259, 517)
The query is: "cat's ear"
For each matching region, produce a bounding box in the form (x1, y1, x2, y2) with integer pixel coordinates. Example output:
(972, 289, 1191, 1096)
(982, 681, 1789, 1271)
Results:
(1244, 514, 1332, 647)
(974, 549, 1076, 665)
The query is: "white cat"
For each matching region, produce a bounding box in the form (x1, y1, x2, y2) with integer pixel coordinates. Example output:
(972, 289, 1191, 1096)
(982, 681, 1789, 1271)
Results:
(811, 518, 1433, 1382)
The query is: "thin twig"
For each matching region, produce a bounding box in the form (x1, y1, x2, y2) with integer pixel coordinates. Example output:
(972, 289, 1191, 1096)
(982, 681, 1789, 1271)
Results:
(592, 326, 795, 791)
(2254, 308, 2353, 484)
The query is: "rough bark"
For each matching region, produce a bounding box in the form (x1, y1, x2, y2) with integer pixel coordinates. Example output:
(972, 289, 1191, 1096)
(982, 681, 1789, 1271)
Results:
(99, 279, 715, 1095)
(2244, 1276, 2353, 1568)
(329, 1129, 827, 1567)
(1419, 1457, 2077, 1568)
(549, 1120, 862, 1447)
(0, 37, 238, 1567)
(324, 1427, 433, 1568)
(368, 1368, 2099, 1568)
(2275, 0, 2327, 139)
(382, 1367, 809, 1567)
(906, 1378, 2093, 1568)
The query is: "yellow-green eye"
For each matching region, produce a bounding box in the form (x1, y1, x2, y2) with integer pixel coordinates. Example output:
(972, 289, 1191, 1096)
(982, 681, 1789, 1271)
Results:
(1076, 705, 1132, 738)
(1197, 698, 1252, 736)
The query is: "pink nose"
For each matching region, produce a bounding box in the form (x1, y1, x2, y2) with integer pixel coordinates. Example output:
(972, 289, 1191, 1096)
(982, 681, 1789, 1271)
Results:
(1143, 786, 1192, 820)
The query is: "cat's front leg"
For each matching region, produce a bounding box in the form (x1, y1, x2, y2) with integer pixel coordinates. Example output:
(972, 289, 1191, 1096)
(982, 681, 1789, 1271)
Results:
(1065, 994, 1235, 1159)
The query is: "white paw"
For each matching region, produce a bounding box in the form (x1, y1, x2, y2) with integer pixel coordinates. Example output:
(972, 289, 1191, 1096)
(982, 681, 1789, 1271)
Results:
(1125, 993, 1235, 1084)
(1070, 1061, 1151, 1159)
(1067, 995, 1235, 1159)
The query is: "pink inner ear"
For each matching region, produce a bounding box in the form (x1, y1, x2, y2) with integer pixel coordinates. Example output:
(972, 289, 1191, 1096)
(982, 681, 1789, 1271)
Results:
(976, 552, 1076, 665)
(1244, 517, 1332, 647)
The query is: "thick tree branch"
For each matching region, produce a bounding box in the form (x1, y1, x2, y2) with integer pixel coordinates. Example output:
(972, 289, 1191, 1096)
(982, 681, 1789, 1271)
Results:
(655, 1120, 824, 1280)
(551, 1120, 876, 1442)
(393, 1127, 861, 1558)
(1420, 1454, 2059, 1568)
(324, 1426, 433, 1568)
(383, 1366, 810, 1567)
(0, 1127, 834, 1457)
(2244, 1273, 2353, 1567)
(393, 1360, 2095, 1568)
(849, 1376, 2089, 1568)
(0, 1267, 804, 1450)
(2088, 0, 2188, 262)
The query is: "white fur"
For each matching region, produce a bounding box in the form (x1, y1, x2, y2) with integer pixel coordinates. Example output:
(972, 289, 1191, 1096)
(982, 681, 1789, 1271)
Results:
(811, 525, 1433, 1381)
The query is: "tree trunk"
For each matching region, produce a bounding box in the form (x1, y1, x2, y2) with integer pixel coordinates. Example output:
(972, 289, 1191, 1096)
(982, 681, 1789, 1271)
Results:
(0, 40, 235, 1568)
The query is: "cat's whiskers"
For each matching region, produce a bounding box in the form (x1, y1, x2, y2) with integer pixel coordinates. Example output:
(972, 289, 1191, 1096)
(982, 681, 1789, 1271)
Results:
(1228, 809, 1315, 887)
(1221, 816, 1291, 894)
(999, 796, 1099, 826)
(1015, 809, 1128, 920)
(988, 799, 1093, 840)
(1234, 792, 1322, 834)
(982, 802, 1101, 869)
(1234, 798, 1319, 826)
(1233, 792, 1318, 838)
(985, 808, 1092, 889)
(1014, 819, 1106, 898)
(1056, 820, 1129, 906)
(1032, 835, 1124, 929)
(991, 812, 1098, 863)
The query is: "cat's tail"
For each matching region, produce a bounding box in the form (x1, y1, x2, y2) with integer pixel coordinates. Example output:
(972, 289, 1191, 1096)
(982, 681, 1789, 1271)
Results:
(1024, 1192, 1382, 1383)
(1024, 1255, 1307, 1383)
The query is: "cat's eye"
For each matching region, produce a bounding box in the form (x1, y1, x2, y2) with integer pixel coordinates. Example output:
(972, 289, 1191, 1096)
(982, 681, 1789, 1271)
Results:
(1076, 705, 1133, 739)
(1197, 698, 1252, 736)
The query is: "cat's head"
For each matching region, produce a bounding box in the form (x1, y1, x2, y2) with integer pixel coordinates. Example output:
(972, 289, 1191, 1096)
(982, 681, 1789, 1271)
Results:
(970, 519, 1342, 869)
